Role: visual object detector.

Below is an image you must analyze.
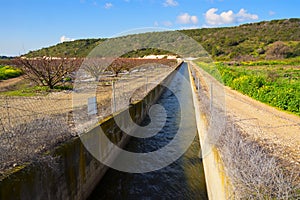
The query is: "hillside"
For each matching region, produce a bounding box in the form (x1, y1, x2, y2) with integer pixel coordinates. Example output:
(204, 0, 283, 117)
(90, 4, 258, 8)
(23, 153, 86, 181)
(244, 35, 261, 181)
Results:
(24, 18, 300, 60)
(25, 38, 106, 58)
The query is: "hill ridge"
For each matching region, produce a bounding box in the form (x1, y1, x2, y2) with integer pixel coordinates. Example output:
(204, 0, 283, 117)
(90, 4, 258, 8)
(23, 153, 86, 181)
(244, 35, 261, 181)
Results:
(24, 18, 300, 60)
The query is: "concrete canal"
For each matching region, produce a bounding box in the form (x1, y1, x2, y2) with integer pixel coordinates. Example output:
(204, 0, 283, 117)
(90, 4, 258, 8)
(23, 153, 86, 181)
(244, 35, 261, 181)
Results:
(88, 63, 208, 199)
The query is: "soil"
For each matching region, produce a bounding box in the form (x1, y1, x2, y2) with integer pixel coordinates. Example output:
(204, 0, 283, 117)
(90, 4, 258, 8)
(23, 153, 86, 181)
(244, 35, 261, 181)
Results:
(225, 86, 300, 168)
(0, 65, 174, 132)
(0, 76, 24, 92)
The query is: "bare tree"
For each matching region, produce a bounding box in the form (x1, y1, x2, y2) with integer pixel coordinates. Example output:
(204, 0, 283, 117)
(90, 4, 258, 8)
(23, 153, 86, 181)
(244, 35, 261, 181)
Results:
(15, 57, 82, 89)
(82, 58, 110, 81)
(107, 58, 132, 77)
(106, 58, 178, 77)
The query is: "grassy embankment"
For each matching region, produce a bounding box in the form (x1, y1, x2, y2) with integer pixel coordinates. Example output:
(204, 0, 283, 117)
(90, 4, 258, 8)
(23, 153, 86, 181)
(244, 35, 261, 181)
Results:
(197, 57, 300, 116)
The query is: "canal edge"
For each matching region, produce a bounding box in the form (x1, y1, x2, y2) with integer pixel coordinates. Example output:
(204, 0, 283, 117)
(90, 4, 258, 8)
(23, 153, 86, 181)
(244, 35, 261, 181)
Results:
(187, 61, 230, 200)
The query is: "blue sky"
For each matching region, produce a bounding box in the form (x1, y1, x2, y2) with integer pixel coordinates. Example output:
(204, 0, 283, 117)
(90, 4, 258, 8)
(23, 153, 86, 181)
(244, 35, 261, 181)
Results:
(0, 0, 299, 56)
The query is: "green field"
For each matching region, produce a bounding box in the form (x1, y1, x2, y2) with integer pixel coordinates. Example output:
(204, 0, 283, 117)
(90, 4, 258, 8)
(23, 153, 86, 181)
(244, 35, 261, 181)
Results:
(197, 58, 300, 116)
(0, 65, 22, 80)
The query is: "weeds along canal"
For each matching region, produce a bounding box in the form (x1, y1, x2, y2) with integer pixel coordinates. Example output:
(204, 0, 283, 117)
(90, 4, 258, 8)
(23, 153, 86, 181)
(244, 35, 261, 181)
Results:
(88, 63, 208, 199)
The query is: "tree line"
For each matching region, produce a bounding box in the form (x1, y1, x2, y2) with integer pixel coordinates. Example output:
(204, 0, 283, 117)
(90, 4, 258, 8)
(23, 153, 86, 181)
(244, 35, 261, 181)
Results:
(13, 57, 178, 89)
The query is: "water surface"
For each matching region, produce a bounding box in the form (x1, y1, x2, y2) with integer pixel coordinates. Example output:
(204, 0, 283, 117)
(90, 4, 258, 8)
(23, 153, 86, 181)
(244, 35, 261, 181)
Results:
(89, 64, 208, 199)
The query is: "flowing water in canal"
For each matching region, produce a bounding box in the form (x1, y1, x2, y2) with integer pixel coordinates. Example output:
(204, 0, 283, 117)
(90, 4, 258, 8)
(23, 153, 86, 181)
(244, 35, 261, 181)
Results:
(88, 63, 208, 199)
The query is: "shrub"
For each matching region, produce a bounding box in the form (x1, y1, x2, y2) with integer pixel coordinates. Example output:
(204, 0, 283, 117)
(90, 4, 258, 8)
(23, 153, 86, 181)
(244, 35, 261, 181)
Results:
(0, 65, 23, 80)
(266, 41, 292, 59)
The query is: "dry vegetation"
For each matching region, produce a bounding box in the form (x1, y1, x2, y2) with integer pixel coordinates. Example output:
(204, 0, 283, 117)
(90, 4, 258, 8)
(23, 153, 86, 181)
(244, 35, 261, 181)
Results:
(189, 62, 300, 199)
(0, 95, 73, 174)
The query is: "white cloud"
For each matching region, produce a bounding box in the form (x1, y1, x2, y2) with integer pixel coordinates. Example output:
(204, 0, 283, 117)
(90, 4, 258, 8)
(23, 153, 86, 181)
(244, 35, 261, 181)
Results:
(162, 21, 173, 27)
(177, 13, 198, 24)
(236, 9, 259, 22)
(60, 35, 74, 43)
(205, 8, 258, 26)
(190, 16, 199, 24)
(153, 20, 173, 27)
(104, 2, 113, 9)
(269, 11, 276, 16)
(163, 0, 178, 7)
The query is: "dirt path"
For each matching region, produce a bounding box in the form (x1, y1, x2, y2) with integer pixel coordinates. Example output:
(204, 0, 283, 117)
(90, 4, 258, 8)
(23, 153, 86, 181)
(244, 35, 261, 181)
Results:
(0, 76, 24, 91)
(225, 85, 300, 166)
(191, 62, 300, 168)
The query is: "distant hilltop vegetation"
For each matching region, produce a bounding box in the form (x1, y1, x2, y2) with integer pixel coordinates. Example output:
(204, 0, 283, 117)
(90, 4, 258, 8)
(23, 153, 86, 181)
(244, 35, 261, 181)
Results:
(24, 18, 300, 61)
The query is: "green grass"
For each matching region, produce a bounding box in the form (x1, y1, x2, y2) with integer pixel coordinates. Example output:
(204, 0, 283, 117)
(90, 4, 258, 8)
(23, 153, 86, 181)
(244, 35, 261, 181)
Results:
(227, 57, 300, 66)
(197, 60, 300, 116)
(0, 84, 73, 96)
(0, 86, 51, 96)
(0, 65, 23, 80)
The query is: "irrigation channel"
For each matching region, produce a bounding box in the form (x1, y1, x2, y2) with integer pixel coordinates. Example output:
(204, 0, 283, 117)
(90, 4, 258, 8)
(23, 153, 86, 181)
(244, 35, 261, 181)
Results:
(88, 63, 208, 199)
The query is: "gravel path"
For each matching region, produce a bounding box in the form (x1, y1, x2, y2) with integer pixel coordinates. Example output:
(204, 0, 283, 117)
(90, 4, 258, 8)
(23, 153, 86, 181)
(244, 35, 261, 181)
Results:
(224, 85, 300, 167)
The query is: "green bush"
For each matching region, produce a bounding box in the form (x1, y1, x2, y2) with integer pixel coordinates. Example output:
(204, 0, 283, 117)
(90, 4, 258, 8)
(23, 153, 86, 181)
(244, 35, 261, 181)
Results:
(0, 65, 23, 80)
(197, 61, 300, 116)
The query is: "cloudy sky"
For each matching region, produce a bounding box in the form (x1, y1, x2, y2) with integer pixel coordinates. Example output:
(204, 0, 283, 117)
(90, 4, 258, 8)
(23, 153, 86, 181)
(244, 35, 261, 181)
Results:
(0, 0, 299, 56)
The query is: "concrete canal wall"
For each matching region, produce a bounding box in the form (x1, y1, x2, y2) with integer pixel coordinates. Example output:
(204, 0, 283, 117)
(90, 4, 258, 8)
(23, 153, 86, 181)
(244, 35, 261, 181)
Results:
(0, 62, 183, 200)
(187, 62, 230, 200)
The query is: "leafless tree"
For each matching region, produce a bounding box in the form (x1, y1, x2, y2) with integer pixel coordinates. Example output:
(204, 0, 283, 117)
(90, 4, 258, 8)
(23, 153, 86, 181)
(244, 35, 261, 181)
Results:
(81, 58, 111, 81)
(107, 58, 132, 77)
(107, 58, 178, 77)
(14, 57, 82, 89)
